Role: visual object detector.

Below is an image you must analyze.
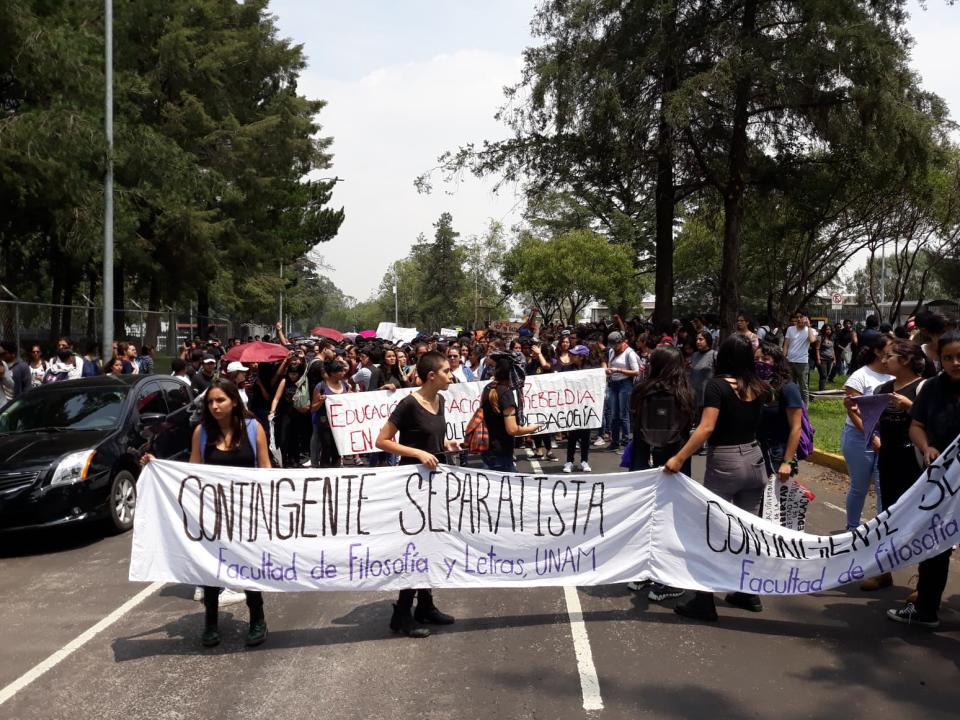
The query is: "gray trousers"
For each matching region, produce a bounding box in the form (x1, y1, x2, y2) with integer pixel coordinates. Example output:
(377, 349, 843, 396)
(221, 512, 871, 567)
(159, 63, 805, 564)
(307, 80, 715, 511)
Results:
(704, 442, 767, 515)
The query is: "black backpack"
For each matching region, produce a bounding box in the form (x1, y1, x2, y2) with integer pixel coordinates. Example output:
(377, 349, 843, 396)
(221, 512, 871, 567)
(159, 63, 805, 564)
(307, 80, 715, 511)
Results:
(636, 387, 688, 449)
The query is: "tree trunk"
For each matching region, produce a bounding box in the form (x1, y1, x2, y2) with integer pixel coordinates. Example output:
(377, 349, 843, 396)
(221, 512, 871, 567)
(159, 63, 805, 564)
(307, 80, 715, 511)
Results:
(652, 3, 678, 330)
(48, 239, 63, 344)
(197, 285, 210, 339)
(145, 275, 161, 348)
(717, 0, 757, 339)
(61, 268, 75, 340)
(86, 270, 98, 344)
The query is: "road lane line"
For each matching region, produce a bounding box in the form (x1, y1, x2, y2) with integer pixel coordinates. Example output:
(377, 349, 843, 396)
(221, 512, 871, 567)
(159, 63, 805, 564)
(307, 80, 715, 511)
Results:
(529, 456, 604, 711)
(823, 501, 845, 514)
(0, 581, 164, 707)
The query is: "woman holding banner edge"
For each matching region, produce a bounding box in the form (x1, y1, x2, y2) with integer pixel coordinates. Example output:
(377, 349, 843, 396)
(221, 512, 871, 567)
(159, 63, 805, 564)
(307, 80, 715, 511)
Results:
(375, 351, 459, 638)
(141, 378, 272, 648)
(663, 335, 771, 622)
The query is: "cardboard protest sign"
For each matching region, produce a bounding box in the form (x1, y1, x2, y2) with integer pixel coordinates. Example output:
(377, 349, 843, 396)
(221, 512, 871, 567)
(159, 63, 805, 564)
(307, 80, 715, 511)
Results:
(130, 434, 960, 593)
(325, 368, 606, 455)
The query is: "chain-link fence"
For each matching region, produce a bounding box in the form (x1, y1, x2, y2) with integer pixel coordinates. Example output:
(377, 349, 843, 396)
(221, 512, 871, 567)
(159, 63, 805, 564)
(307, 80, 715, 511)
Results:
(0, 300, 241, 356)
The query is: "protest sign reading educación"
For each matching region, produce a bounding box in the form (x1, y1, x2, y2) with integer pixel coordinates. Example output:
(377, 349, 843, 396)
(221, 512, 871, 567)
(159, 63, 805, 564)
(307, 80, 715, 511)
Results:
(129, 434, 960, 594)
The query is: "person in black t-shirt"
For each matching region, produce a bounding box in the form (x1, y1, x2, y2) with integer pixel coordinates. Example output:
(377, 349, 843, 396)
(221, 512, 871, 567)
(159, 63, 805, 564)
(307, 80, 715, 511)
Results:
(376, 351, 458, 638)
(887, 331, 960, 629)
(480, 355, 543, 471)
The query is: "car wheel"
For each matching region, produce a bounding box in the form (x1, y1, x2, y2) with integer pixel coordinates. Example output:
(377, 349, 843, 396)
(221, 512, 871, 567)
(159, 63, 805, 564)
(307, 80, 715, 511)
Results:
(108, 470, 137, 532)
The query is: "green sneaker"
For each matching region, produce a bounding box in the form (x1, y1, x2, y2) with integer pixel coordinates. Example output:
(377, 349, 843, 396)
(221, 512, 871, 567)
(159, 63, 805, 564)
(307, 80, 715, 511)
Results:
(201, 625, 221, 647)
(245, 620, 268, 647)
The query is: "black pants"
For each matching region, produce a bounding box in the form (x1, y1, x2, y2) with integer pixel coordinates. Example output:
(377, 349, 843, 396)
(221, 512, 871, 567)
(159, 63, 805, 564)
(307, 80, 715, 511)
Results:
(630, 438, 690, 475)
(877, 445, 922, 512)
(917, 549, 953, 618)
(396, 588, 434, 611)
(203, 587, 264, 625)
(281, 410, 311, 467)
(566, 429, 590, 463)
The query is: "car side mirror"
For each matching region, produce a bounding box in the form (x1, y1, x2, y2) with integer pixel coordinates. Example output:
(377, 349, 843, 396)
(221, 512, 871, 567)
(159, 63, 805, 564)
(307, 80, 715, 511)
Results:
(137, 413, 167, 432)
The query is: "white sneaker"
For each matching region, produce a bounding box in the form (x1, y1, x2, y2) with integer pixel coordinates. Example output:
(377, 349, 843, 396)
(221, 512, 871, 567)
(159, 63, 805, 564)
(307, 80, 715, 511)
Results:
(193, 586, 204, 602)
(562, 462, 573, 473)
(592, 436, 608, 447)
(580, 461, 592, 472)
(219, 589, 247, 606)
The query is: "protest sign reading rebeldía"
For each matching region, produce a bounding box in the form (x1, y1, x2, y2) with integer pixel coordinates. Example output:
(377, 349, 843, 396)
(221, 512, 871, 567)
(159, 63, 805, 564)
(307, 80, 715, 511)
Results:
(325, 368, 606, 455)
(129, 435, 960, 593)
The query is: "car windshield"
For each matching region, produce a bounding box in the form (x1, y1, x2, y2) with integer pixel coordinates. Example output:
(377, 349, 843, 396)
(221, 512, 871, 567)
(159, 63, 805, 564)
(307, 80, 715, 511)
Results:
(0, 388, 129, 433)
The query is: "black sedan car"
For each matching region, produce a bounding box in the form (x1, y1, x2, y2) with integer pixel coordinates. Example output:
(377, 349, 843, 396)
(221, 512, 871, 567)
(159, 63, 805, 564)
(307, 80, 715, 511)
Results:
(0, 374, 194, 533)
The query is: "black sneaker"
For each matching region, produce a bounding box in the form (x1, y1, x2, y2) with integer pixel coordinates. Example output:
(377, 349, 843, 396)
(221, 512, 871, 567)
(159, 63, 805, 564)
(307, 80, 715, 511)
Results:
(725, 592, 763, 612)
(674, 595, 718, 622)
(648, 583, 684, 602)
(886, 602, 940, 629)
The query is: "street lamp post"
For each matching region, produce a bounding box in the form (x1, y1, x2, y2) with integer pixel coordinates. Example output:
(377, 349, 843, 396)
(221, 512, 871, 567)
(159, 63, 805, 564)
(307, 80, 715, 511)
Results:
(102, 0, 114, 363)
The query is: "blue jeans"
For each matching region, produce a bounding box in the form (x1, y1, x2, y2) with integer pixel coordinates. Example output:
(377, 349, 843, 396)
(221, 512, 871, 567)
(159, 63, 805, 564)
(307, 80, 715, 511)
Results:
(607, 379, 632, 447)
(482, 451, 517, 472)
(841, 423, 881, 529)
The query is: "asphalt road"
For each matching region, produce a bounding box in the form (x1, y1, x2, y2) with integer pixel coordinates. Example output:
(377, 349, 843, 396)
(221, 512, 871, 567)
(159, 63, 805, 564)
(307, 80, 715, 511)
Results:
(2, 449, 958, 720)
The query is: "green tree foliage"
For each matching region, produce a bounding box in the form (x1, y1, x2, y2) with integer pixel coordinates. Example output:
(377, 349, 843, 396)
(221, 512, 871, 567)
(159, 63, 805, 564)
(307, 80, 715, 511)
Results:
(0, 0, 344, 340)
(424, 0, 948, 336)
(502, 230, 639, 324)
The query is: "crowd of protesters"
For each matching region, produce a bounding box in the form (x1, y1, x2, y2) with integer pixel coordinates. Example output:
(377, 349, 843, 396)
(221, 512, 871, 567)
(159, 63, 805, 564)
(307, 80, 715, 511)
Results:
(3, 306, 957, 643)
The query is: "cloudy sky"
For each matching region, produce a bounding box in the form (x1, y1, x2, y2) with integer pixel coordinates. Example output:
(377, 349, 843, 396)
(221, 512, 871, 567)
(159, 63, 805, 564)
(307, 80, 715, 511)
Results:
(270, 0, 959, 301)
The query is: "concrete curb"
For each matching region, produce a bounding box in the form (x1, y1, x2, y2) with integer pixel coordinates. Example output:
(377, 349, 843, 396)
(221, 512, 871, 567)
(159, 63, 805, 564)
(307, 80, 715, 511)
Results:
(809, 449, 847, 473)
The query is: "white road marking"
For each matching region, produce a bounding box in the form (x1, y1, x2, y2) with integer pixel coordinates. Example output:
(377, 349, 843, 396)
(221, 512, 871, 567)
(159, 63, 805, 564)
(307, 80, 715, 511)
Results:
(0, 581, 164, 707)
(529, 457, 603, 711)
(823, 501, 846, 514)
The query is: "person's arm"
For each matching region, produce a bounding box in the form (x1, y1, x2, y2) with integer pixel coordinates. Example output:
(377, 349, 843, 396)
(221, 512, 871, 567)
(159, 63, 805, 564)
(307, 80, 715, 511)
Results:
(310, 385, 326, 412)
(665, 406, 718, 472)
(255, 424, 271, 468)
(783, 332, 791, 359)
(274, 321, 289, 347)
(909, 420, 939, 465)
(269, 378, 286, 419)
(188, 425, 203, 464)
(842, 386, 866, 433)
(781, 407, 802, 481)
(376, 419, 440, 468)
(503, 410, 542, 436)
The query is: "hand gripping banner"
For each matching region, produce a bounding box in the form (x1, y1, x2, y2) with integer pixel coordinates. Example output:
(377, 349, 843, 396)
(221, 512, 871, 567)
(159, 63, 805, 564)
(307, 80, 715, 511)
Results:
(130, 434, 960, 594)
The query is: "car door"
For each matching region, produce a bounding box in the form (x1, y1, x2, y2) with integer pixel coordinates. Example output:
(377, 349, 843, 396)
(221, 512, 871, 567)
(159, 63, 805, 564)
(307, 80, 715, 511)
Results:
(160, 380, 194, 460)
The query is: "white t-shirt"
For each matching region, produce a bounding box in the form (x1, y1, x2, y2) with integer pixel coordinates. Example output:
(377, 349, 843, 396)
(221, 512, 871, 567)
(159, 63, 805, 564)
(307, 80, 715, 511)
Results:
(785, 325, 818, 364)
(607, 346, 640, 382)
(843, 365, 894, 428)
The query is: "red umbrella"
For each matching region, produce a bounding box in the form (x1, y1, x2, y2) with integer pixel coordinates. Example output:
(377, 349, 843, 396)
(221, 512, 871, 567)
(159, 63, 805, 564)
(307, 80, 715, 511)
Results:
(224, 341, 290, 364)
(310, 326, 345, 342)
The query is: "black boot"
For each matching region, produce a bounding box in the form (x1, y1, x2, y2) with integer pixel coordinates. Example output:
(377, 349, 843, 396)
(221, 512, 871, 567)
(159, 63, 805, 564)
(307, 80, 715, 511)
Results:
(674, 592, 718, 622)
(201, 587, 221, 646)
(245, 594, 268, 647)
(414, 591, 455, 625)
(390, 603, 431, 638)
(725, 592, 763, 612)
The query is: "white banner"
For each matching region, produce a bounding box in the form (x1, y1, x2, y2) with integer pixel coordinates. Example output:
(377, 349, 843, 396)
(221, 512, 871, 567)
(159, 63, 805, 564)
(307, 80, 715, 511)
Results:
(375, 321, 418, 344)
(129, 435, 960, 593)
(326, 368, 606, 455)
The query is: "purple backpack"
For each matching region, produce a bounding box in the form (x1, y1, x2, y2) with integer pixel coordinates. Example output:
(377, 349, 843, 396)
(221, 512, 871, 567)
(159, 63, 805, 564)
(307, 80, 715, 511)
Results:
(796, 404, 816, 460)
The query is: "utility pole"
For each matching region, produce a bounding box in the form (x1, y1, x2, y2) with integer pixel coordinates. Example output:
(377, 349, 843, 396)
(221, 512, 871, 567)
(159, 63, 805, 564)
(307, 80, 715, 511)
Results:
(279, 262, 284, 329)
(101, 0, 114, 363)
(393, 265, 399, 324)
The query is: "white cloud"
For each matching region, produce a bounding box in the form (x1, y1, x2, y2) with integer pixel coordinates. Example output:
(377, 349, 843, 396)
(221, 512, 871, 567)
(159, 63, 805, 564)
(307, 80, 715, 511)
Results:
(297, 50, 528, 300)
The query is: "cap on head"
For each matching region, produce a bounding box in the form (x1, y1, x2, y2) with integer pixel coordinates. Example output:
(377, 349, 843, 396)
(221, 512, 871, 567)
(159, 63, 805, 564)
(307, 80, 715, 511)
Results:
(201, 354, 216, 364)
(607, 331, 624, 344)
(570, 345, 590, 356)
(226, 361, 248, 373)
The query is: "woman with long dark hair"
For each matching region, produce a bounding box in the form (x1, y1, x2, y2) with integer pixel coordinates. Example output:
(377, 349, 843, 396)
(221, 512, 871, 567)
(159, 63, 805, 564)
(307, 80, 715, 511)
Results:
(755, 342, 804, 482)
(142, 379, 271, 647)
(480, 355, 543, 471)
(859, 339, 925, 591)
(629, 345, 694, 603)
(689, 331, 716, 421)
(378, 347, 407, 391)
(664, 335, 771, 621)
(841, 333, 893, 530)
